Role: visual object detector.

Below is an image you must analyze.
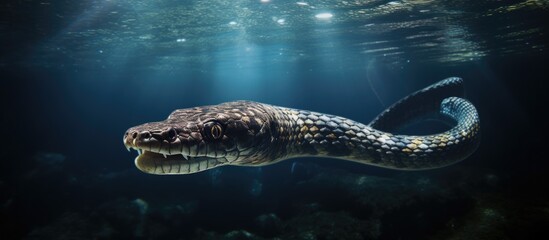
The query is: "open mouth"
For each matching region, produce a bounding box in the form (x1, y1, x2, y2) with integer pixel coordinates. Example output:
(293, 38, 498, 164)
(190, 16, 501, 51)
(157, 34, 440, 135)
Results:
(127, 147, 227, 175)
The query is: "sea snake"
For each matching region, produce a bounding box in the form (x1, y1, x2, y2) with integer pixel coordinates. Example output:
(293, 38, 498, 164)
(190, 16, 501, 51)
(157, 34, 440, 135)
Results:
(123, 77, 480, 175)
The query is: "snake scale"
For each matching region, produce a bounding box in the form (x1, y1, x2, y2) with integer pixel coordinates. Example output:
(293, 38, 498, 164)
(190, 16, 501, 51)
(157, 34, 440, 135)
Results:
(123, 77, 480, 175)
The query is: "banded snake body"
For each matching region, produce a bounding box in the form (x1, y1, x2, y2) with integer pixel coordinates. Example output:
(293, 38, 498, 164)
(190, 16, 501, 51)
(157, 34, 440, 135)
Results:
(123, 77, 480, 175)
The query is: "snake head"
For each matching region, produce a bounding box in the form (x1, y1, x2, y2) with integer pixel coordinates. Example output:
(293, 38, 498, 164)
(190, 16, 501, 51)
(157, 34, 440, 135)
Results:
(123, 101, 274, 174)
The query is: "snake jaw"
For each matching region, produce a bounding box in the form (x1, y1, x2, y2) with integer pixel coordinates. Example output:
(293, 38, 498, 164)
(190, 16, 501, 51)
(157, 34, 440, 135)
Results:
(127, 144, 231, 174)
(123, 131, 235, 174)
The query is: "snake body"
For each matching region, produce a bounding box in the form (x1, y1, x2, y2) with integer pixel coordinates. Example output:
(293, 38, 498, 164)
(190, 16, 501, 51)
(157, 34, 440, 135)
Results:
(123, 77, 480, 175)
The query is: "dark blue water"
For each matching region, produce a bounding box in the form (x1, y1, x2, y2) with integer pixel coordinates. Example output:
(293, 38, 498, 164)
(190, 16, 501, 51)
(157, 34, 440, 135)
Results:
(1, 0, 547, 239)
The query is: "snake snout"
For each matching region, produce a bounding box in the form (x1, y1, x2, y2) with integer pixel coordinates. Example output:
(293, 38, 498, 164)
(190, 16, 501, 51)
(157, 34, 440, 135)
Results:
(124, 129, 153, 147)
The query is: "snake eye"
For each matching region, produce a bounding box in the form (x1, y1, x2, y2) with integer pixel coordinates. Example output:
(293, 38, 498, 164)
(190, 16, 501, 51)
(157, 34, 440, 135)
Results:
(167, 128, 178, 142)
(204, 121, 224, 140)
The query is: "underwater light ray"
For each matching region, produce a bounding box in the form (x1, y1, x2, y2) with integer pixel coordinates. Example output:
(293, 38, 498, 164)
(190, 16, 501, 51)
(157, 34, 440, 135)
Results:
(366, 58, 386, 107)
(51, 0, 119, 41)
